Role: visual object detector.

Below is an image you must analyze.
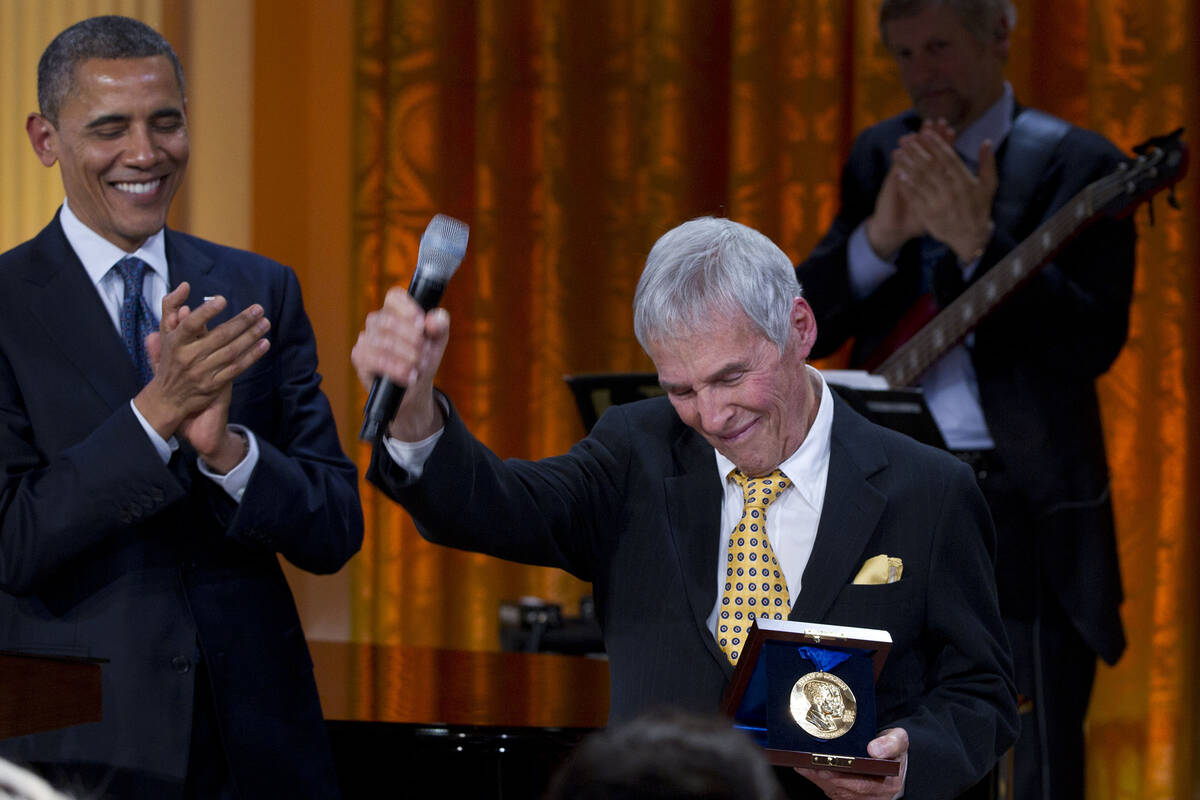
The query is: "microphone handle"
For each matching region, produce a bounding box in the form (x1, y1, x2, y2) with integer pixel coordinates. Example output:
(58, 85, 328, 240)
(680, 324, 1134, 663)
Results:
(358, 273, 449, 442)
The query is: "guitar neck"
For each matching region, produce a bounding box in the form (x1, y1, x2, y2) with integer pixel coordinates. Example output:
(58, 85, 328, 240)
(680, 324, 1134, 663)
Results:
(874, 169, 1129, 388)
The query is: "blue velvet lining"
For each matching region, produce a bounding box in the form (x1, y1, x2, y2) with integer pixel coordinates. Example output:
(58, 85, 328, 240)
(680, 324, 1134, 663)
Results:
(732, 640, 878, 757)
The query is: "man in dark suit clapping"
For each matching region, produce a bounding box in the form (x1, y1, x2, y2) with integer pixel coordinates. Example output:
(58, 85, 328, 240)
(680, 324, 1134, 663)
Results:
(0, 16, 362, 798)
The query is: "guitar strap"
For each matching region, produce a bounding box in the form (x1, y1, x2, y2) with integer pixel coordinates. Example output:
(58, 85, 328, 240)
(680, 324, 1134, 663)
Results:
(991, 108, 1071, 235)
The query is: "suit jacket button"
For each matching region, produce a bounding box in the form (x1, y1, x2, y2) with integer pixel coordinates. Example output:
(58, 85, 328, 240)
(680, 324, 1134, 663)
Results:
(171, 655, 192, 674)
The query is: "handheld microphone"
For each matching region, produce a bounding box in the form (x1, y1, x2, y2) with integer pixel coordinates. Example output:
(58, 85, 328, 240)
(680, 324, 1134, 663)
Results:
(359, 214, 469, 441)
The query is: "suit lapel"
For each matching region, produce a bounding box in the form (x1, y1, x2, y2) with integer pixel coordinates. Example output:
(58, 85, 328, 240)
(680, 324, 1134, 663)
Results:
(790, 396, 888, 622)
(663, 425, 734, 678)
(164, 230, 224, 322)
(23, 217, 141, 410)
(660, 396, 892, 673)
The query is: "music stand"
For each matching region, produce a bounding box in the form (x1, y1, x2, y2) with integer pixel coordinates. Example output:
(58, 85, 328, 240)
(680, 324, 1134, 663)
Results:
(823, 372, 946, 450)
(563, 372, 663, 433)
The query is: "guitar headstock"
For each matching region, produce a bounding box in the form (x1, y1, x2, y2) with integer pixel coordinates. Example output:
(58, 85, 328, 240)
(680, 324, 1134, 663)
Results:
(1105, 128, 1188, 218)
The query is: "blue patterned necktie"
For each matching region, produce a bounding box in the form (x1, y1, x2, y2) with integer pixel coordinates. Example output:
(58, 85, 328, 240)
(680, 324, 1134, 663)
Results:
(115, 256, 158, 387)
(919, 236, 964, 309)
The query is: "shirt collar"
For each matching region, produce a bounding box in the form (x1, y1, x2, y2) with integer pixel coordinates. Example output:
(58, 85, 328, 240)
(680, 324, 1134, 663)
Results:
(715, 365, 834, 510)
(60, 198, 169, 288)
(954, 82, 1014, 170)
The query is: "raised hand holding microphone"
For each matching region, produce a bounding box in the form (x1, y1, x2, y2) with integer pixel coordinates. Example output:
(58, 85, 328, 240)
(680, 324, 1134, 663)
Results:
(355, 214, 468, 442)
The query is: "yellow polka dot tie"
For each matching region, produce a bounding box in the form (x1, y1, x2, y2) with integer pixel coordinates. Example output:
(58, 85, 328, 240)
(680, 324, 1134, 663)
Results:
(718, 469, 792, 665)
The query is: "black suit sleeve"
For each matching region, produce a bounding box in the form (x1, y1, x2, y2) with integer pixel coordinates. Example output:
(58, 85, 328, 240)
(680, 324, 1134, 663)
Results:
(367, 391, 632, 582)
(221, 266, 362, 574)
(0, 360, 186, 594)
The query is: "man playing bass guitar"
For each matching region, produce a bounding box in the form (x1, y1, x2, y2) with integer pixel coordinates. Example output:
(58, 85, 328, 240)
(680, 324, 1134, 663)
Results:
(796, 2, 1148, 799)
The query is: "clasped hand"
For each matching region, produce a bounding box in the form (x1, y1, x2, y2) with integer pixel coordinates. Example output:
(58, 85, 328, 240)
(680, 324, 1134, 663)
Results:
(136, 281, 270, 470)
(866, 118, 997, 264)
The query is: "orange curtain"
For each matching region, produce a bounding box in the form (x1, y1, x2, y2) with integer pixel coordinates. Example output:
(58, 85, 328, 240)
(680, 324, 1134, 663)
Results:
(350, 2, 1199, 797)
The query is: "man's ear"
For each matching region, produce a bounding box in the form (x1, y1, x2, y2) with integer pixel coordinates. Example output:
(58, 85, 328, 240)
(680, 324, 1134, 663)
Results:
(992, 13, 1011, 61)
(792, 296, 818, 360)
(26, 113, 59, 167)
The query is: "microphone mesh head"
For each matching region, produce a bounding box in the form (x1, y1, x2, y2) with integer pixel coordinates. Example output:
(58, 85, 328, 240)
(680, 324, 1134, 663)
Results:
(417, 214, 470, 281)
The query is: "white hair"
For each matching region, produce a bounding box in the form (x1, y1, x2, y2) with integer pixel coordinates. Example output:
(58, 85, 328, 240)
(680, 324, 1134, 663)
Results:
(633, 217, 801, 352)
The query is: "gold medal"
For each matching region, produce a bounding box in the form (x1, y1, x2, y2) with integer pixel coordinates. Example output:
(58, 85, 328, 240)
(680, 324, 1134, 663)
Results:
(789, 670, 857, 740)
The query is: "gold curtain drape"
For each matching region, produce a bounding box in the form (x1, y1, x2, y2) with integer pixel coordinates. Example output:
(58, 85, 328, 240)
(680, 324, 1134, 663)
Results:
(350, 2, 1199, 797)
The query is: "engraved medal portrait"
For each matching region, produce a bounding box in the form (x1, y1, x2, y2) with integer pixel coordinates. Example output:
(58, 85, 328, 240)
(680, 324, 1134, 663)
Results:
(790, 671, 857, 739)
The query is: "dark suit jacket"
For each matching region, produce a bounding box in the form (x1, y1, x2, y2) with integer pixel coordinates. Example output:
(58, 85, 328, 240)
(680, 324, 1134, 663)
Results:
(370, 392, 1018, 799)
(0, 215, 363, 797)
(797, 108, 1135, 665)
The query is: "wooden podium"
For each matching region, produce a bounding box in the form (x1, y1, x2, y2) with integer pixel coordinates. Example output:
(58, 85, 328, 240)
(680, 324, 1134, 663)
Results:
(0, 651, 102, 740)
